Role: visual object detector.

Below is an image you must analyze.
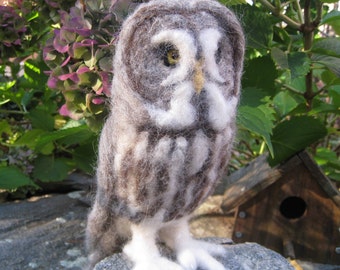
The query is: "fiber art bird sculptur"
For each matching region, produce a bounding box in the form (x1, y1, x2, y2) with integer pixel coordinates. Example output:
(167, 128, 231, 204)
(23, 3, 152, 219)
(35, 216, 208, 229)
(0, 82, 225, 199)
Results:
(86, 0, 245, 269)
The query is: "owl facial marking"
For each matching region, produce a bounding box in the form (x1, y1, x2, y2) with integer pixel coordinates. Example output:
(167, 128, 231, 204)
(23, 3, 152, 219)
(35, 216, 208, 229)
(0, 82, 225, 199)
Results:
(146, 81, 196, 129)
(145, 26, 237, 132)
(199, 28, 225, 83)
(205, 82, 238, 131)
(151, 29, 196, 87)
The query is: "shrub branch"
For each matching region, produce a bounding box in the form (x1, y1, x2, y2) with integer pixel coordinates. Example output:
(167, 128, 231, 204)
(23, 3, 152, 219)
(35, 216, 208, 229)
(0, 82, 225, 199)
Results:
(256, 0, 302, 29)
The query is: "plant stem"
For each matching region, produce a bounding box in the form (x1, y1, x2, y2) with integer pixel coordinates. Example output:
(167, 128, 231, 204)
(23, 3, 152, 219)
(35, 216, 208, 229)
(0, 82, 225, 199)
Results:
(257, 0, 302, 30)
(258, 0, 323, 109)
(281, 83, 305, 96)
(314, 0, 323, 26)
(302, 0, 315, 109)
(275, 0, 281, 11)
(312, 86, 326, 98)
(0, 109, 27, 115)
(259, 141, 266, 155)
(293, 0, 304, 23)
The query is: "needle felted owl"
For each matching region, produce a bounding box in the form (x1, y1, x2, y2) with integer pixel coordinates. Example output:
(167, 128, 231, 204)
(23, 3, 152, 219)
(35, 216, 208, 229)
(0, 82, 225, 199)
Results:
(86, 0, 244, 269)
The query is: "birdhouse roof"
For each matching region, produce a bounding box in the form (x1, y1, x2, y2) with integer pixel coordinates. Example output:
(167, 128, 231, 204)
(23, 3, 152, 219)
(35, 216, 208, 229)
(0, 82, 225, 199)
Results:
(221, 151, 340, 212)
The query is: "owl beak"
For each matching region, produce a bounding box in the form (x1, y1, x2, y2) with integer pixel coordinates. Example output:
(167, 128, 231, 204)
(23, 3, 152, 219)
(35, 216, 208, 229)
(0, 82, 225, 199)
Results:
(193, 60, 205, 94)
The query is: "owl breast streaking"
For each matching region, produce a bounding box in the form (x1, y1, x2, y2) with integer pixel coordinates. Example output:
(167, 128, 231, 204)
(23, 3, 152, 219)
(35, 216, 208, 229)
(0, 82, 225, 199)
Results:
(86, 0, 244, 269)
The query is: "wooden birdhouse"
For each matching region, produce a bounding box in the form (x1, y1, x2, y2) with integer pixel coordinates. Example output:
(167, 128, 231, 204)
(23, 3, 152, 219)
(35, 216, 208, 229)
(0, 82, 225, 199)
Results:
(222, 151, 340, 265)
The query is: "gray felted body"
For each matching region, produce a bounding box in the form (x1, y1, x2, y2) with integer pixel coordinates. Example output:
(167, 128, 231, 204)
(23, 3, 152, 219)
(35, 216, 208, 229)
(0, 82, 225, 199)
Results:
(86, 0, 244, 269)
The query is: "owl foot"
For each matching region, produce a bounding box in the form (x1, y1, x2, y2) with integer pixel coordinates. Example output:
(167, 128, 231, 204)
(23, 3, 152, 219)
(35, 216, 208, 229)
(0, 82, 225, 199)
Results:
(124, 240, 183, 270)
(124, 219, 184, 270)
(160, 219, 226, 270)
(176, 239, 226, 270)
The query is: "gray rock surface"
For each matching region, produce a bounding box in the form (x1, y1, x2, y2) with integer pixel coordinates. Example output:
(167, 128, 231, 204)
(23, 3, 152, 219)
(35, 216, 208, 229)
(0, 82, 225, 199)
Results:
(0, 191, 89, 270)
(0, 191, 339, 270)
(94, 238, 294, 270)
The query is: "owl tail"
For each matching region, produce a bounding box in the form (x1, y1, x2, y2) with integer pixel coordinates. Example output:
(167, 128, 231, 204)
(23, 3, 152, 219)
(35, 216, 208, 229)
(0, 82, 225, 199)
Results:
(85, 201, 131, 269)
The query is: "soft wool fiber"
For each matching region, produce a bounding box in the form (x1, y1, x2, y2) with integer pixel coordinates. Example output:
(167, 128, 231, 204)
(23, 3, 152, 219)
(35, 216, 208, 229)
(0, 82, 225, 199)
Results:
(86, 0, 245, 269)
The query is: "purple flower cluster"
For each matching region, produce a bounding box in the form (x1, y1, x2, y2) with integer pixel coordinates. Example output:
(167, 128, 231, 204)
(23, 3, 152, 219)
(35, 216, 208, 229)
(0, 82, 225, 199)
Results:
(0, 5, 27, 60)
(43, 2, 118, 126)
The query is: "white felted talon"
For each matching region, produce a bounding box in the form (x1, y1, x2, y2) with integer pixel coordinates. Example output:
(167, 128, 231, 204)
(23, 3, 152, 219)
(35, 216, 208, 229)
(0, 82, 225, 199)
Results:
(177, 249, 197, 270)
(195, 239, 226, 257)
(125, 239, 184, 270)
(176, 239, 226, 270)
(160, 219, 227, 270)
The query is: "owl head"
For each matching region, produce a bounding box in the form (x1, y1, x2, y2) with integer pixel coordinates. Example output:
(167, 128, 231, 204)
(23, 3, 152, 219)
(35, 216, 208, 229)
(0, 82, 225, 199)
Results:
(112, 0, 245, 132)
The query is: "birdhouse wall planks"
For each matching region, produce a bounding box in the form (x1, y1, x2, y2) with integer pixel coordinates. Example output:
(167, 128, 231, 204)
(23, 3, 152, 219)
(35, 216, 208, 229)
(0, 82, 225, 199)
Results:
(222, 151, 340, 265)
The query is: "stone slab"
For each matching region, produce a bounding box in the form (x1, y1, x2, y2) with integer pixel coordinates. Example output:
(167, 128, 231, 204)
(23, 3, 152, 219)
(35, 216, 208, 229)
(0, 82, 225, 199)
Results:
(94, 238, 294, 270)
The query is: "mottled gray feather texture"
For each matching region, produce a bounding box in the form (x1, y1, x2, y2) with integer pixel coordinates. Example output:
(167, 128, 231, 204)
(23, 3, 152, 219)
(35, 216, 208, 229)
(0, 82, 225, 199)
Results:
(86, 0, 245, 269)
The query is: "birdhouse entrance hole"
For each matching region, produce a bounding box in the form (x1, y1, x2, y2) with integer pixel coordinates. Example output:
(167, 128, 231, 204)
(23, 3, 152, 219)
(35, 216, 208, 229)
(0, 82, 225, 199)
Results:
(280, 196, 307, 219)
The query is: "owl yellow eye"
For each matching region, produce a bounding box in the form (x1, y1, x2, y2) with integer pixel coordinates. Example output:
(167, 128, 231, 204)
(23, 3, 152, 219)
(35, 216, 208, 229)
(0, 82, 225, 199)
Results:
(165, 49, 180, 66)
(159, 43, 180, 67)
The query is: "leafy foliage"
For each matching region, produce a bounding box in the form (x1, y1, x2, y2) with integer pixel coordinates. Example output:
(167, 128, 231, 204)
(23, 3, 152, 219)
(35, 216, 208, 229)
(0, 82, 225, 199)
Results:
(0, 0, 339, 195)
(0, 0, 97, 194)
(231, 0, 339, 178)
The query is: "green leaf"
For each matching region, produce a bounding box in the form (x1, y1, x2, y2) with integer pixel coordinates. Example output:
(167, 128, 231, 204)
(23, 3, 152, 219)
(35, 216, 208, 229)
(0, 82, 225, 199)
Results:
(24, 60, 40, 82)
(0, 120, 11, 135)
(35, 124, 94, 152)
(242, 55, 278, 95)
(15, 129, 55, 154)
(312, 38, 340, 57)
(288, 77, 307, 93)
(273, 91, 299, 117)
(268, 116, 327, 166)
(0, 166, 37, 190)
(308, 99, 339, 115)
(0, 80, 16, 91)
(315, 148, 340, 167)
(321, 70, 340, 86)
(15, 129, 48, 149)
(33, 155, 74, 182)
(73, 143, 97, 174)
(287, 52, 311, 80)
(28, 107, 55, 131)
(58, 127, 95, 145)
(328, 173, 340, 182)
(220, 0, 247, 5)
(329, 86, 340, 107)
(315, 148, 340, 181)
(237, 105, 274, 156)
(73, 46, 89, 59)
(233, 5, 273, 50)
(321, 11, 340, 34)
(78, 71, 95, 86)
(24, 59, 48, 87)
(21, 90, 35, 110)
(271, 47, 289, 69)
(38, 141, 55, 155)
(16, 124, 93, 155)
(240, 87, 268, 107)
(312, 54, 340, 77)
